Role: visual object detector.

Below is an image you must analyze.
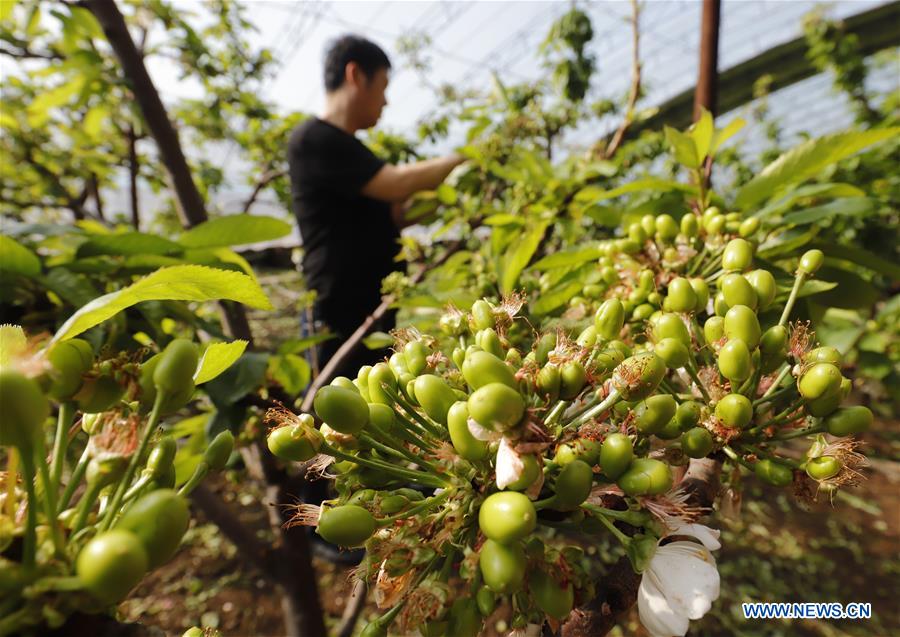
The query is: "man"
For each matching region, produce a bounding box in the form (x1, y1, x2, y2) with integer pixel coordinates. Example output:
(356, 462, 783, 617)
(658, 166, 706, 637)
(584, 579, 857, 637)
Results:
(288, 34, 465, 381)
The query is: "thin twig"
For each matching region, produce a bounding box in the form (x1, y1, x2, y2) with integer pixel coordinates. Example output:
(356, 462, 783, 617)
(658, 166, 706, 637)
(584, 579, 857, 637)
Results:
(604, 0, 642, 159)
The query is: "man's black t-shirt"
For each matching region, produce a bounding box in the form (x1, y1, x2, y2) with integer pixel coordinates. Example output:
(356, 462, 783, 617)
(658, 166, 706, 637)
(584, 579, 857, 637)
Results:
(288, 118, 401, 335)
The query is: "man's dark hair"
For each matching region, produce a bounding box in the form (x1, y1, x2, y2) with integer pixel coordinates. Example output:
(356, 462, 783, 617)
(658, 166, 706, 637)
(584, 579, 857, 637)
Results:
(323, 35, 391, 92)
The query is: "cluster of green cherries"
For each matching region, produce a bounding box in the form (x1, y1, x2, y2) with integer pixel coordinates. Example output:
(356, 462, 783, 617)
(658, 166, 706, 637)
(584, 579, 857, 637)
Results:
(1, 336, 233, 636)
(266, 210, 872, 636)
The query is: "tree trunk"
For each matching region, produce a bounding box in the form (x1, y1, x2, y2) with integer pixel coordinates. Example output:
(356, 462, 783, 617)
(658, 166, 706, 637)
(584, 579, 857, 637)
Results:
(83, 3, 325, 635)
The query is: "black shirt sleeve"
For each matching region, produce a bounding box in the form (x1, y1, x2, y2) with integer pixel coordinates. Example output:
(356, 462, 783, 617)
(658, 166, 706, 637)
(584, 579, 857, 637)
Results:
(290, 119, 385, 195)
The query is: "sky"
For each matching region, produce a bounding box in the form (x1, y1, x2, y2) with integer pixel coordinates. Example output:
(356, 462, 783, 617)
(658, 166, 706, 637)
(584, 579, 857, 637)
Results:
(145, 0, 889, 146)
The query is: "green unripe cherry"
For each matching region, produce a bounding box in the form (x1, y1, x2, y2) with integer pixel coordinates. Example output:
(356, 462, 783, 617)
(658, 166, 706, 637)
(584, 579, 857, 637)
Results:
(718, 339, 753, 383)
(467, 383, 525, 432)
(655, 338, 690, 369)
(553, 460, 593, 510)
(414, 374, 457, 425)
(676, 401, 702, 429)
(806, 456, 841, 481)
(599, 433, 633, 479)
(720, 273, 758, 309)
(722, 238, 754, 271)
(479, 491, 536, 544)
(724, 305, 761, 348)
(560, 361, 587, 400)
(448, 401, 488, 462)
(744, 269, 776, 310)
(612, 352, 667, 401)
(681, 213, 699, 237)
(804, 346, 842, 367)
(739, 217, 760, 238)
(824, 406, 872, 436)
(153, 339, 199, 395)
(479, 539, 526, 594)
(704, 316, 725, 344)
(314, 385, 369, 434)
(754, 459, 793, 487)
(46, 338, 94, 400)
(798, 249, 824, 275)
(317, 505, 376, 547)
(689, 278, 710, 312)
(666, 278, 697, 313)
(759, 325, 789, 373)
(798, 363, 842, 400)
(715, 393, 753, 428)
(618, 458, 673, 496)
(653, 313, 690, 347)
(655, 214, 679, 242)
(0, 370, 48, 449)
(634, 394, 677, 434)
(595, 299, 626, 340)
(681, 428, 714, 458)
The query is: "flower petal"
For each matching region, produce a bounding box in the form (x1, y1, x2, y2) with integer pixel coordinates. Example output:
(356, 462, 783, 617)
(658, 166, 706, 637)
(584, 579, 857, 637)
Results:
(649, 542, 720, 620)
(667, 522, 721, 551)
(638, 574, 690, 637)
(468, 417, 501, 442)
(496, 436, 524, 490)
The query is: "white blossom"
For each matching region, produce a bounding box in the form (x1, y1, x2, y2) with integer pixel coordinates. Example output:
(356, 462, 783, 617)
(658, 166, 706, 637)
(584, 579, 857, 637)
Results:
(637, 525, 721, 637)
(495, 436, 524, 490)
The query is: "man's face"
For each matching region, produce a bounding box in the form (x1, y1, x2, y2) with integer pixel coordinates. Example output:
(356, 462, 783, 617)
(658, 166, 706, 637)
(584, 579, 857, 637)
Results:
(352, 65, 389, 129)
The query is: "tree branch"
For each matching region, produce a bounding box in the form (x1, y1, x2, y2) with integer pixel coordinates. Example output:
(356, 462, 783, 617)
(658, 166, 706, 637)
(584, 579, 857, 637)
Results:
(242, 168, 285, 214)
(127, 123, 140, 229)
(0, 44, 63, 60)
(603, 0, 642, 159)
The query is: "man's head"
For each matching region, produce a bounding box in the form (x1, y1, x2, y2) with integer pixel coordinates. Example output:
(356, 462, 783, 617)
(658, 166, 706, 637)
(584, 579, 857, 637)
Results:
(324, 35, 391, 130)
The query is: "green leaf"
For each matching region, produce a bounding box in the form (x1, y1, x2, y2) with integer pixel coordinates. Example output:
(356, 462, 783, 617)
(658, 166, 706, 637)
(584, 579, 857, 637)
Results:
(204, 353, 269, 408)
(26, 76, 86, 128)
(734, 128, 900, 209)
(40, 268, 99, 308)
(268, 353, 311, 396)
(531, 281, 583, 316)
(0, 236, 41, 277)
(758, 226, 818, 259)
(179, 214, 292, 248)
(0, 325, 27, 368)
(482, 214, 523, 226)
(575, 178, 694, 204)
(277, 333, 335, 355)
(436, 183, 458, 205)
(796, 280, 839, 298)
(710, 117, 746, 154)
(363, 331, 394, 350)
(82, 105, 108, 140)
(690, 109, 714, 161)
(809, 241, 900, 281)
(664, 125, 699, 169)
(531, 245, 604, 271)
(781, 198, 873, 226)
(194, 340, 249, 385)
(499, 222, 547, 295)
(808, 267, 880, 310)
(752, 183, 866, 219)
(76, 232, 183, 257)
(0, 1, 17, 22)
(51, 265, 273, 344)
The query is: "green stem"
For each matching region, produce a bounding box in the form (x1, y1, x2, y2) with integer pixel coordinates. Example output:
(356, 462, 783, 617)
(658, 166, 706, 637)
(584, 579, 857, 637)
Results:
(544, 400, 568, 426)
(384, 411, 436, 451)
(738, 369, 761, 398)
(658, 378, 681, 399)
(32, 435, 64, 555)
(4, 449, 18, 519)
(753, 380, 795, 407)
(773, 423, 825, 441)
(567, 388, 622, 429)
(684, 363, 711, 402)
(49, 402, 75, 492)
(386, 387, 447, 441)
(59, 445, 90, 511)
(760, 365, 792, 400)
(121, 473, 153, 504)
(360, 433, 436, 471)
(323, 443, 448, 488)
(779, 272, 808, 327)
(686, 244, 709, 276)
(99, 391, 165, 532)
(177, 462, 209, 497)
(583, 503, 648, 527)
(584, 505, 630, 545)
(19, 447, 39, 570)
(378, 490, 450, 525)
(533, 495, 557, 511)
(71, 479, 103, 535)
(722, 445, 754, 471)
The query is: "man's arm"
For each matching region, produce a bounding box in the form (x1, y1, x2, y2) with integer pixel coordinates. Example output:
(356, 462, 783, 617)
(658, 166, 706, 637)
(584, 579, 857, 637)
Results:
(362, 153, 465, 203)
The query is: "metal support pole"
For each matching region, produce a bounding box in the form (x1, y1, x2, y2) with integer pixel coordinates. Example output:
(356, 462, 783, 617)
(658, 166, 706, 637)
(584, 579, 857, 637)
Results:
(694, 0, 721, 121)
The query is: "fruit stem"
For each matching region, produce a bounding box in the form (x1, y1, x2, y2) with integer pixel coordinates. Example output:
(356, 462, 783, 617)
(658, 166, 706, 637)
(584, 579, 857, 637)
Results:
(360, 433, 437, 471)
(177, 462, 210, 497)
(760, 365, 792, 399)
(378, 490, 451, 525)
(384, 385, 447, 441)
(567, 388, 622, 430)
(322, 443, 449, 488)
(121, 473, 153, 504)
(753, 380, 795, 407)
(772, 423, 825, 441)
(98, 390, 165, 532)
(4, 449, 18, 519)
(721, 445, 754, 471)
(386, 410, 437, 451)
(779, 272, 808, 327)
(59, 445, 90, 511)
(543, 400, 568, 426)
(582, 503, 648, 527)
(19, 448, 39, 570)
(584, 505, 630, 545)
(49, 402, 75, 493)
(32, 433, 64, 555)
(684, 363, 711, 402)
